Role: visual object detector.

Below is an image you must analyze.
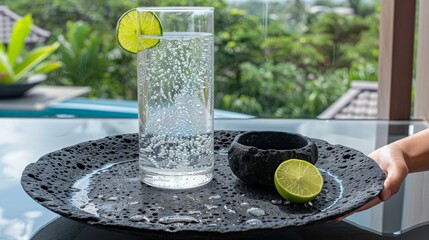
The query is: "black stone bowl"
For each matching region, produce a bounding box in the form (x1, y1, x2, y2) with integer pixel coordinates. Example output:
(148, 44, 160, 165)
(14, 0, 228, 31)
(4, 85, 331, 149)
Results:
(228, 131, 318, 187)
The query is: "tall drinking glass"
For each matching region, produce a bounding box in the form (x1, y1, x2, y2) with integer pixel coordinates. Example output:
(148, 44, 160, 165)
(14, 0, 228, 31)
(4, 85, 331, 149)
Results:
(137, 7, 214, 189)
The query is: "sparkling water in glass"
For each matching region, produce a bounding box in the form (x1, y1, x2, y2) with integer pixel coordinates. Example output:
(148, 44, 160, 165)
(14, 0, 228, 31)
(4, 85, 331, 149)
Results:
(137, 7, 214, 189)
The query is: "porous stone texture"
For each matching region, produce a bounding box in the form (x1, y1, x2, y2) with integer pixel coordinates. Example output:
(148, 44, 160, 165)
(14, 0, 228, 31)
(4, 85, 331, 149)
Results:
(228, 131, 318, 186)
(21, 131, 385, 238)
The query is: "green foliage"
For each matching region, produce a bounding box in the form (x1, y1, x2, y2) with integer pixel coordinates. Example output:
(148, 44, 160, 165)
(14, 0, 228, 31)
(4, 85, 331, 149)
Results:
(4, 0, 380, 118)
(3, 0, 138, 36)
(217, 61, 349, 118)
(55, 20, 137, 99)
(214, 1, 379, 117)
(57, 21, 107, 85)
(0, 14, 60, 84)
(261, 35, 326, 72)
(215, 8, 265, 82)
(348, 0, 380, 17)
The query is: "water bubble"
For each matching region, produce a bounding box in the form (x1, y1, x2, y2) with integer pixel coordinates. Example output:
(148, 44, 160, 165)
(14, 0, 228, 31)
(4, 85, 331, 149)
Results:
(129, 215, 149, 222)
(129, 201, 139, 205)
(107, 197, 118, 201)
(246, 207, 266, 217)
(240, 202, 250, 207)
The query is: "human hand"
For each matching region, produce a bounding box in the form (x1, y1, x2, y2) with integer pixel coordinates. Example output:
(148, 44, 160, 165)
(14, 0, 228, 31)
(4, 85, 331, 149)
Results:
(336, 142, 409, 221)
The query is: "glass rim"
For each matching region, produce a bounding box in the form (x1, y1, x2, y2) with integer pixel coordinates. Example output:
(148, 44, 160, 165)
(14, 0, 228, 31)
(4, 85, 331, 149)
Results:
(136, 6, 214, 12)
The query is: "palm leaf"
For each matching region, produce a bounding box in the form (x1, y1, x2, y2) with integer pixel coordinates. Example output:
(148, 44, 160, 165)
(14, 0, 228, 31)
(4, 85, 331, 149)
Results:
(13, 42, 60, 82)
(66, 21, 91, 55)
(8, 14, 33, 67)
(34, 61, 62, 73)
(0, 49, 15, 83)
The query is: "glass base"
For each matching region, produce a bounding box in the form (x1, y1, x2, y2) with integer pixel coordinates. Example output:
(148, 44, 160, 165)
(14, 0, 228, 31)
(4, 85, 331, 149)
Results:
(140, 168, 213, 189)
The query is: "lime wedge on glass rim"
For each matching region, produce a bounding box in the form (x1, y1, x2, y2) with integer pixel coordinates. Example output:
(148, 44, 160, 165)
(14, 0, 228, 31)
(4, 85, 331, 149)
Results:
(274, 159, 324, 204)
(116, 9, 162, 54)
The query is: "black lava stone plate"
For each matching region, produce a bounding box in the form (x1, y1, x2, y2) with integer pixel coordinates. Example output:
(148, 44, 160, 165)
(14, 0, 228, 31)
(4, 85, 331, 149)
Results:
(21, 131, 385, 239)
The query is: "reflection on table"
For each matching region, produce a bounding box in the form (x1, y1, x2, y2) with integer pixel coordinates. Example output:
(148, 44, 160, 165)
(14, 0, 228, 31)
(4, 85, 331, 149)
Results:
(29, 216, 429, 240)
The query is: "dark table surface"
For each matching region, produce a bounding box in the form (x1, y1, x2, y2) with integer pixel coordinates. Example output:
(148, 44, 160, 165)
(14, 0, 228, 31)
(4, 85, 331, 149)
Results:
(0, 118, 428, 239)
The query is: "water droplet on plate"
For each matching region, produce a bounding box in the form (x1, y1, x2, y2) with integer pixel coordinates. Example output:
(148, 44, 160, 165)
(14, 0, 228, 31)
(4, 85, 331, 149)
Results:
(246, 207, 266, 217)
(209, 195, 221, 200)
(270, 199, 283, 205)
(158, 215, 200, 224)
(188, 210, 202, 215)
(205, 204, 218, 210)
(246, 219, 262, 225)
(224, 205, 236, 214)
(129, 215, 149, 222)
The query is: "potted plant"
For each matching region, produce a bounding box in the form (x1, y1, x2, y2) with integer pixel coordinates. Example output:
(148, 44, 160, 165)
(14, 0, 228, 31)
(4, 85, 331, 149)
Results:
(0, 14, 61, 99)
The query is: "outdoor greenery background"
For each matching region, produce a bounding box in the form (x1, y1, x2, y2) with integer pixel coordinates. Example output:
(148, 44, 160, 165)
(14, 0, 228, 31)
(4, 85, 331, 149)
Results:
(3, 0, 380, 118)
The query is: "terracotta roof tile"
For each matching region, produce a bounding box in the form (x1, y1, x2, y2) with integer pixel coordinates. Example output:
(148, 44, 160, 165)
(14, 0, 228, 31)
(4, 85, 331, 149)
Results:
(318, 81, 378, 119)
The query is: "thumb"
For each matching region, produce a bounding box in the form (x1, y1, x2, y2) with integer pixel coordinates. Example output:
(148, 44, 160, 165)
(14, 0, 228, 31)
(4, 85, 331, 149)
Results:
(380, 162, 408, 201)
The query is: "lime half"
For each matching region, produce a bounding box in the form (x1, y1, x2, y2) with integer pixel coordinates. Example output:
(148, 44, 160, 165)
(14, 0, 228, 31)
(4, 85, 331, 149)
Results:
(116, 9, 162, 54)
(274, 159, 323, 204)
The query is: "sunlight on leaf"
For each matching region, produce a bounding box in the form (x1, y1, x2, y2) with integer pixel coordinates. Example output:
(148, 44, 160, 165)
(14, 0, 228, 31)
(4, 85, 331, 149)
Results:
(34, 61, 62, 74)
(0, 50, 15, 83)
(13, 42, 60, 82)
(8, 14, 32, 68)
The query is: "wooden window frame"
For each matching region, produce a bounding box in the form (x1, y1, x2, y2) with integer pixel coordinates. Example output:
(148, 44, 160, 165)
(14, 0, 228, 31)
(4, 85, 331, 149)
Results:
(414, 0, 429, 120)
(377, 0, 416, 120)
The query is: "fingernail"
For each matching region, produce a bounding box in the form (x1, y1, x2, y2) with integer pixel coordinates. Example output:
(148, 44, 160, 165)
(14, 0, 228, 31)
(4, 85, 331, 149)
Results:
(382, 188, 392, 201)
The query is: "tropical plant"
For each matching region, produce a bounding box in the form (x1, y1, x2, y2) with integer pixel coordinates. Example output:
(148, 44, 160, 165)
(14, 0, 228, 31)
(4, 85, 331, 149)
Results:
(0, 14, 61, 84)
(56, 21, 108, 95)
